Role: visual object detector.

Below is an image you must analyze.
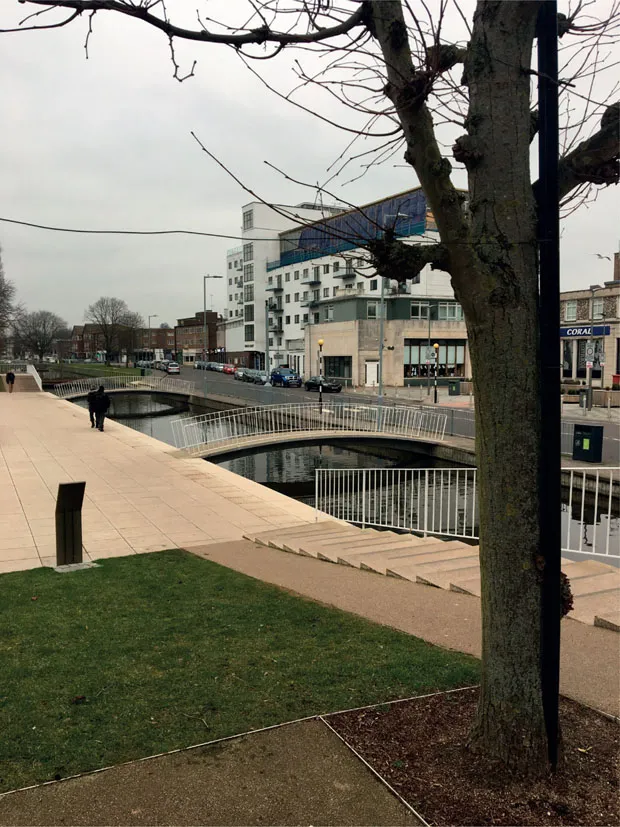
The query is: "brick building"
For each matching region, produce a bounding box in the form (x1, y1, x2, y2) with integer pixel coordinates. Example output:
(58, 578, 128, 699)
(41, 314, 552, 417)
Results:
(174, 311, 218, 365)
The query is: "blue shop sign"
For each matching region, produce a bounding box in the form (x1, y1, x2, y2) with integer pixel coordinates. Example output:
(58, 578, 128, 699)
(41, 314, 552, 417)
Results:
(560, 325, 610, 338)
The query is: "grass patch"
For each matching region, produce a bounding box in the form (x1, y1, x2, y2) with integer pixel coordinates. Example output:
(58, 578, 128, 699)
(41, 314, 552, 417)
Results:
(62, 364, 145, 377)
(0, 550, 479, 792)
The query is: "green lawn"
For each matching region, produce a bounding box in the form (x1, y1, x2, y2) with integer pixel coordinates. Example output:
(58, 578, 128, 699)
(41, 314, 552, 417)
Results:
(62, 364, 145, 377)
(0, 551, 479, 792)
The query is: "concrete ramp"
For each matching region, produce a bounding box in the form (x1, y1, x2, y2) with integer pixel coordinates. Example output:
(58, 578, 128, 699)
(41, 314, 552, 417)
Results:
(3, 374, 41, 392)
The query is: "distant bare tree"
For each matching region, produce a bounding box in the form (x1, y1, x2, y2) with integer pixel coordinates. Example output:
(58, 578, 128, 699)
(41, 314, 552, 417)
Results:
(0, 244, 17, 355)
(85, 296, 132, 364)
(12, 309, 68, 361)
(118, 309, 144, 362)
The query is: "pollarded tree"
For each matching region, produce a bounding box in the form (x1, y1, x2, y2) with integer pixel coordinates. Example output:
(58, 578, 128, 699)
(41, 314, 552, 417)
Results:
(5, 0, 619, 775)
(12, 309, 68, 361)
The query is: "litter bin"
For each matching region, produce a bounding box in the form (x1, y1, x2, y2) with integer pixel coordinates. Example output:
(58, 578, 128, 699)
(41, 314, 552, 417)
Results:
(572, 424, 603, 463)
(578, 388, 592, 410)
(448, 380, 461, 396)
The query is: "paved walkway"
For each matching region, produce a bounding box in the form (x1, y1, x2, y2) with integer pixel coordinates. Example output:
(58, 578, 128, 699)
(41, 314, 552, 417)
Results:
(0, 394, 318, 571)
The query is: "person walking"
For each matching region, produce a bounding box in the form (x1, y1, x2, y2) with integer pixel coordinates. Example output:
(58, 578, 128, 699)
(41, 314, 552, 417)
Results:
(5, 371, 15, 393)
(86, 386, 97, 428)
(94, 385, 110, 432)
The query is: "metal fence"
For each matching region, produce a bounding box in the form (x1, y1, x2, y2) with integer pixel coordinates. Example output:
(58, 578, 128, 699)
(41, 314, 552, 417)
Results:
(170, 403, 448, 455)
(0, 361, 28, 374)
(315, 466, 620, 560)
(52, 375, 195, 399)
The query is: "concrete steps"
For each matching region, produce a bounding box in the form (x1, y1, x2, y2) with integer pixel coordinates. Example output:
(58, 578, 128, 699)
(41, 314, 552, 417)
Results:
(246, 521, 619, 630)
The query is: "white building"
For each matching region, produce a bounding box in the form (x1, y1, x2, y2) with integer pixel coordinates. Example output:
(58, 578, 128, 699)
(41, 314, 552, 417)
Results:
(223, 201, 342, 367)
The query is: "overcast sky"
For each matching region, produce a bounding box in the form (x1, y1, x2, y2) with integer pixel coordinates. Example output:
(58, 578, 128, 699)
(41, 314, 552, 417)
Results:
(1, 1, 618, 329)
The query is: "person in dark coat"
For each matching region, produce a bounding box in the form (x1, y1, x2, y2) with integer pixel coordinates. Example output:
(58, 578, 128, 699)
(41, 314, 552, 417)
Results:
(94, 386, 110, 432)
(5, 371, 15, 393)
(86, 387, 97, 428)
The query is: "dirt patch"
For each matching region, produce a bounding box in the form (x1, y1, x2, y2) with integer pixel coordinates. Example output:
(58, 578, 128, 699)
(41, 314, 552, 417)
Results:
(328, 688, 619, 826)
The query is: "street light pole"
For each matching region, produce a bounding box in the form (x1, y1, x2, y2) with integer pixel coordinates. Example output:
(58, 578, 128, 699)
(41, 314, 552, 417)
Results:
(427, 307, 432, 396)
(147, 314, 158, 362)
(203, 275, 223, 363)
(587, 285, 602, 407)
(433, 342, 439, 404)
(318, 338, 324, 415)
(378, 275, 385, 407)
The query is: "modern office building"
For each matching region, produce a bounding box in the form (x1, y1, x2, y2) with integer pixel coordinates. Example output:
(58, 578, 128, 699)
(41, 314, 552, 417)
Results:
(560, 253, 620, 388)
(223, 186, 468, 385)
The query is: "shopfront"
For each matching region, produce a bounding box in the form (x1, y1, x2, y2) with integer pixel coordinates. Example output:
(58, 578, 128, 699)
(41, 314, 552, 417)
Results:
(560, 325, 610, 384)
(404, 338, 467, 379)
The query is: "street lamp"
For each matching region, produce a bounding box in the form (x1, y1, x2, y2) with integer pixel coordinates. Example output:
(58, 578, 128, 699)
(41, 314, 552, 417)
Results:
(379, 212, 410, 407)
(318, 338, 324, 414)
(147, 314, 158, 362)
(203, 275, 223, 362)
(587, 284, 604, 407)
(433, 342, 439, 404)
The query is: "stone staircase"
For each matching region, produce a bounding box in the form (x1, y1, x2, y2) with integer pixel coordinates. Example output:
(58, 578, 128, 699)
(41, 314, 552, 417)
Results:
(243, 520, 620, 631)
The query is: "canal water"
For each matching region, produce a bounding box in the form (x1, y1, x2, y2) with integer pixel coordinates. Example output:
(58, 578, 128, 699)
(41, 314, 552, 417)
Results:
(72, 393, 618, 563)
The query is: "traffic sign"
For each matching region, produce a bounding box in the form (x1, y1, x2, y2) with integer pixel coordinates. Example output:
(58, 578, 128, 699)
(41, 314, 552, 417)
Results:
(424, 346, 436, 362)
(586, 361, 594, 368)
(585, 341, 595, 359)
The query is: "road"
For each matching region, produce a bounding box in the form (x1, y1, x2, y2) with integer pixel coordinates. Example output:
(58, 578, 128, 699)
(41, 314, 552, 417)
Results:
(179, 366, 619, 462)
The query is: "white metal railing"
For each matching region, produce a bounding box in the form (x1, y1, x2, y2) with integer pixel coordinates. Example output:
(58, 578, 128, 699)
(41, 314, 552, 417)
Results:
(170, 403, 448, 455)
(315, 466, 620, 560)
(52, 375, 195, 399)
(26, 363, 43, 390)
(0, 361, 28, 373)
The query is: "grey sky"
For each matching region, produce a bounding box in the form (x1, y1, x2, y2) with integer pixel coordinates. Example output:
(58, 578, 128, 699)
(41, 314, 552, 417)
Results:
(1, 1, 618, 330)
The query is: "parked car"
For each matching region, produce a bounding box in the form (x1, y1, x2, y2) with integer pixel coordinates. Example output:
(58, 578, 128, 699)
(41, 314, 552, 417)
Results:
(166, 362, 180, 374)
(213, 363, 225, 372)
(194, 360, 204, 370)
(304, 376, 342, 393)
(253, 371, 269, 385)
(242, 369, 257, 382)
(270, 367, 302, 387)
(234, 367, 246, 381)
(223, 364, 235, 375)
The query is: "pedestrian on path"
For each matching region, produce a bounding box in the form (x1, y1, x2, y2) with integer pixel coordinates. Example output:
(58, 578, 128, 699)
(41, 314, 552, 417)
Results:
(94, 386, 110, 432)
(5, 371, 15, 393)
(87, 386, 97, 428)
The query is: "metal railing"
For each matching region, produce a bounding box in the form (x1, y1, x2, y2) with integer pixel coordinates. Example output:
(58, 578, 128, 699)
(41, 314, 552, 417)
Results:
(26, 364, 43, 390)
(0, 361, 28, 373)
(170, 403, 448, 455)
(52, 375, 195, 399)
(315, 466, 619, 560)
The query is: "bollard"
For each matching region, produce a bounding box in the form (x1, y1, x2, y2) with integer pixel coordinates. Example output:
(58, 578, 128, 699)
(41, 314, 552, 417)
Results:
(56, 482, 86, 566)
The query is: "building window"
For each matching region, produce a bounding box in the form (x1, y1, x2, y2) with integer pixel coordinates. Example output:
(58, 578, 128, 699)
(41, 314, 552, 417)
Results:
(303, 291, 309, 301)
(592, 297, 604, 320)
(267, 275, 273, 285)
(370, 279, 378, 291)
(346, 260, 354, 275)
(243, 264, 254, 282)
(333, 287, 338, 297)
(285, 294, 291, 304)
(313, 289, 320, 301)
(243, 242, 253, 262)
(303, 268, 309, 278)
(244, 284, 254, 302)
(285, 316, 291, 325)
(323, 264, 330, 274)
(294, 270, 300, 280)
(294, 292, 299, 302)
(564, 300, 577, 321)
(269, 338, 273, 347)
(277, 337, 283, 347)
(229, 295, 233, 302)
(285, 272, 291, 282)
(438, 302, 464, 321)
(333, 261, 340, 273)
(324, 355, 351, 379)
(228, 262, 232, 270)
(323, 287, 330, 298)
(242, 209, 253, 230)
(313, 266, 320, 279)
(294, 314, 300, 324)
(228, 277, 232, 285)
(411, 301, 430, 319)
(244, 305, 254, 322)
(325, 304, 334, 322)
(303, 314, 309, 323)
(367, 302, 378, 319)
(404, 338, 467, 378)
(357, 282, 364, 293)
(313, 313, 320, 324)
(234, 293, 238, 301)
(244, 324, 255, 342)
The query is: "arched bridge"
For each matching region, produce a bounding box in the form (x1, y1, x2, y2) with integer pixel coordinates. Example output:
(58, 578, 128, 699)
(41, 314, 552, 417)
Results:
(170, 403, 448, 458)
(52, 375, 195, 400)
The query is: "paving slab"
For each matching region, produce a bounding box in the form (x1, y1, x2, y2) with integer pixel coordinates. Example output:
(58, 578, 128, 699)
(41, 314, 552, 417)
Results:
(0, 720, 420, 827)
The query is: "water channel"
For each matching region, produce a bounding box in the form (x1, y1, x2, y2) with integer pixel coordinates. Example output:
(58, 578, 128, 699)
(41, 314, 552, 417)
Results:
(73, 393, 619, 563)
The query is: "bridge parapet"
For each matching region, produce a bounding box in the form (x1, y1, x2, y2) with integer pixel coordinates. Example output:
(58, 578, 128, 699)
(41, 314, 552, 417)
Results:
(52, 375, 195, 399)
(170, 403, 448, 456)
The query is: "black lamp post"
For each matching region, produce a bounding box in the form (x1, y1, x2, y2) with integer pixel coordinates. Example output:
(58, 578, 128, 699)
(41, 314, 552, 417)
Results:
(433, 342, 439, 404)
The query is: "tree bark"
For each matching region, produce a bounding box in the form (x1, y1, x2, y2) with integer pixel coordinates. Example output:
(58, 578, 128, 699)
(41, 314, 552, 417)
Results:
(370, 0, 550, 774)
